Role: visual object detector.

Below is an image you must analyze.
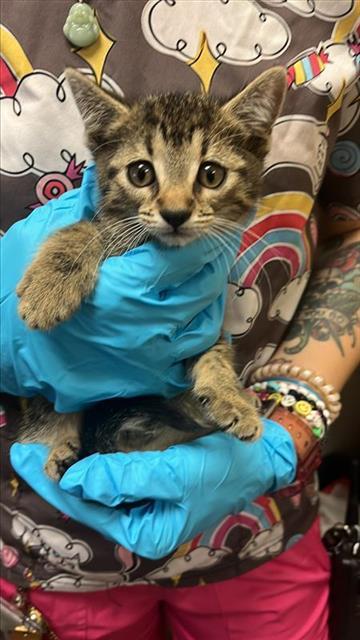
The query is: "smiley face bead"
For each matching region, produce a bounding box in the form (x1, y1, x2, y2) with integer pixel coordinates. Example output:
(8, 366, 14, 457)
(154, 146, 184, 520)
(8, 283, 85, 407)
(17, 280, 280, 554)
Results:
(294, 400, 312, 417)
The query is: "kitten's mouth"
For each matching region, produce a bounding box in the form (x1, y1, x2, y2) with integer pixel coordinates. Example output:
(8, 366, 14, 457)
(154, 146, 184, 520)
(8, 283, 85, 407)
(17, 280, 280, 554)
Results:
(154, 228, 200, 247)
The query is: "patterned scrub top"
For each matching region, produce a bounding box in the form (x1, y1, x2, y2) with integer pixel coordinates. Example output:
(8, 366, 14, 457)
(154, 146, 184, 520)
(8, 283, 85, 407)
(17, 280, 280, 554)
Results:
(0, 0, 359, 590)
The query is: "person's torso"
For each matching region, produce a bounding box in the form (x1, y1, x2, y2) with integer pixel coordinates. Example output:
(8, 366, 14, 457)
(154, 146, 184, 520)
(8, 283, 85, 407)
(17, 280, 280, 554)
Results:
(0, 0, 358, 590)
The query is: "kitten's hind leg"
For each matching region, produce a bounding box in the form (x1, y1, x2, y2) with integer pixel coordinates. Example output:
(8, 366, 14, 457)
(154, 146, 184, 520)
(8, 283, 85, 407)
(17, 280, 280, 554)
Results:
(44, 416, 82, 481)
(191, 341, 262, 441)
(19, 398, 82, 481)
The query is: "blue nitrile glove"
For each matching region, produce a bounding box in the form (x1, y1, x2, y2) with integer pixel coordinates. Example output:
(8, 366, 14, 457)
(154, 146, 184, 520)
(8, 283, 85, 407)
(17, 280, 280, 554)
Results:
(10, 419, 296, 559)
(1, 164, 241, 411)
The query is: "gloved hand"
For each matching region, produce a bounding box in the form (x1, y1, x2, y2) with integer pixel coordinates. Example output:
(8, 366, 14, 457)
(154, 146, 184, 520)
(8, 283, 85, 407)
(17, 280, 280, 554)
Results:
(1, 165, 240, 411)
(10, 419, 296, 559)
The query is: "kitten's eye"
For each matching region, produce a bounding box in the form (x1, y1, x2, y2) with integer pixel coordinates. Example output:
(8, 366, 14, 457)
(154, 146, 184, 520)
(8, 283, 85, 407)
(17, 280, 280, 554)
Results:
(127, 161, 155, 187)
(197, 162, 226, 189)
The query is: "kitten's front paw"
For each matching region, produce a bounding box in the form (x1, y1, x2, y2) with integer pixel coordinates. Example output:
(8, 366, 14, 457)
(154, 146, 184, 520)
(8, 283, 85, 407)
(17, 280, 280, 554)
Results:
(17, 264, 83, 330)
(225, 402, 263, 441)
(201, 390, 263, 442)
(45, 441, 80, 481)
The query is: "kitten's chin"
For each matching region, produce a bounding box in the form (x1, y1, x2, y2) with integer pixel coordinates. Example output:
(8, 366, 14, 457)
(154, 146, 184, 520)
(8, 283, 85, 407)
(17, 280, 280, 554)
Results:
(154, 230, 200, 247)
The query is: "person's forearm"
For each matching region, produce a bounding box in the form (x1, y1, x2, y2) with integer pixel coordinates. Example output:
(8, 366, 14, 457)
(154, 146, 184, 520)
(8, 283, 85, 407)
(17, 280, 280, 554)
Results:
(270, 229, 360, 391)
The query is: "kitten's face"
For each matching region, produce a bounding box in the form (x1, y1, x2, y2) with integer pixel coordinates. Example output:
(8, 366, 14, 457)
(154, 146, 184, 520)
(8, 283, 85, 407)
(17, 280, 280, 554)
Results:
(67, 69, 286, 247)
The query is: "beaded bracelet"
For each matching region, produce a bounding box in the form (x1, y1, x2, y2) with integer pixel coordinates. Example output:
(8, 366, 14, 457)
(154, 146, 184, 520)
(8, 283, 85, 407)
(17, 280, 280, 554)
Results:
(250, 380, 327, 438)
(250, 363, 342, 424)
(249, 381, 325, 494)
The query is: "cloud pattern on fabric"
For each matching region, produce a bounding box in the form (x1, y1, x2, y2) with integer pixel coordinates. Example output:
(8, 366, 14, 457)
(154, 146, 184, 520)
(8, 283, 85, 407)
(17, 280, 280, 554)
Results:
(0, 71, 91, 176)
(142, 0, 291, 66)
(305, 41, 358, 100)
(145, 547, 228, 581)
(262, 0, 354, 21)
(268, 272, 310, 322)
(0, 69, 123, 177)
(264, 115, 329, 195)
(223, 284, 261, 337)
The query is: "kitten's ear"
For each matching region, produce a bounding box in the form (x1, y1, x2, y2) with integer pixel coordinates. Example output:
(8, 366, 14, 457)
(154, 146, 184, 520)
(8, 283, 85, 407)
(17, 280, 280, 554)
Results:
(65, 68, 129, 150)
(223, 67, 286, 139)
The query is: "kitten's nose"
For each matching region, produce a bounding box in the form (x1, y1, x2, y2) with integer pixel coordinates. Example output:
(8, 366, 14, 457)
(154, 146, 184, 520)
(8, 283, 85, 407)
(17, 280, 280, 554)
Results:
(160, 209, 191, 230)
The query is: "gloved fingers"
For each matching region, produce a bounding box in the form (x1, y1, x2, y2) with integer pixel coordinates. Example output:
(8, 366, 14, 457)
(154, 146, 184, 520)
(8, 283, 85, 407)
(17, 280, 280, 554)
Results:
(106, 500, 187, 559)
(97, 232, 239, 310)
(162, 251, 234, 302)
(10, 443, 182, 557)
(9, 443, 123, 533)
(261, 418, 297, 490)
(95, 246, 230, 317)
(60, 432, 242, 507)
(60, 449, 186, 505)
(170, 295, 224, 361)
(10, 442, 46, 469)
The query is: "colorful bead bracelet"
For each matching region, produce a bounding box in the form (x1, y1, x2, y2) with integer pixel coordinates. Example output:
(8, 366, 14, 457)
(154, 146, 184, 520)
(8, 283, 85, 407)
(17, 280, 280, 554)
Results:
(250, 363, 341, 424)
(250, 380, 327, 439)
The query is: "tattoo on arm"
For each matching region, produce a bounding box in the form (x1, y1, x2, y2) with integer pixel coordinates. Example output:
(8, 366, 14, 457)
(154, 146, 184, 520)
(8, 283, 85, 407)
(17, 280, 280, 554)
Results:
(283, 239, 360, 356)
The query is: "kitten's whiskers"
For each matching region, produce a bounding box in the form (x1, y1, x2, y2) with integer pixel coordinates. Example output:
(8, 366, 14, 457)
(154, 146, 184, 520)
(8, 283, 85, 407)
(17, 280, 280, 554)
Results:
(103, 222, 145, 259)
(215, 217, 291, 280)
(69, 214, 141, 272)
(212, 224, 276, 299)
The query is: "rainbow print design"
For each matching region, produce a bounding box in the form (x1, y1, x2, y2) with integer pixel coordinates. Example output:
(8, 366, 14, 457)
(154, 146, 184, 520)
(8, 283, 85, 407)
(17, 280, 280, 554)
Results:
(201, 497, 281, 550)
(230, 193, 313, 289)
(174, 496, 282, 556)
(287, 47, 329, 89)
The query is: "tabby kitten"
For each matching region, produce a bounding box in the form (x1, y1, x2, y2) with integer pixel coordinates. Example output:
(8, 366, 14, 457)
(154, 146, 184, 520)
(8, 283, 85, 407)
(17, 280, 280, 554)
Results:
(17, 67, 286, 480)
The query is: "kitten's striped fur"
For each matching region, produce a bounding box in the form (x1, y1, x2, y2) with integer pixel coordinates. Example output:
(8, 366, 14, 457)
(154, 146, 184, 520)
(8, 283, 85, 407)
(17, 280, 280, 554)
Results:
(17, 68, 286, 479)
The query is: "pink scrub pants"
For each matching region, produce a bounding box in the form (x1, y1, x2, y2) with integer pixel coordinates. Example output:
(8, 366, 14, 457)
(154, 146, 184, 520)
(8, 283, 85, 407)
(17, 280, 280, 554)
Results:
(0, 519, 330, 640)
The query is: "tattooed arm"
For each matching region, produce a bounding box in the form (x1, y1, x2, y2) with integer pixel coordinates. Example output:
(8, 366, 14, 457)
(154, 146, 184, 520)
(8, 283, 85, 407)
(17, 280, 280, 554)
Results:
(271, 229, 360, 391)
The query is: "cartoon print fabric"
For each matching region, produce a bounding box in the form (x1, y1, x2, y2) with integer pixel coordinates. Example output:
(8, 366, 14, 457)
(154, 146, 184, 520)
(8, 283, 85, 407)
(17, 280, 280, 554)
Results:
(0, 0, 359, 590)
